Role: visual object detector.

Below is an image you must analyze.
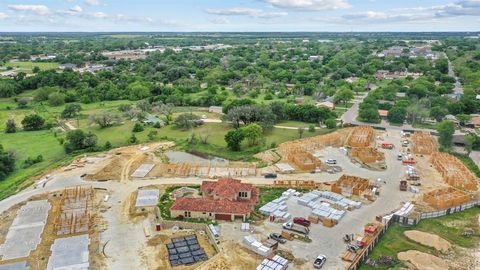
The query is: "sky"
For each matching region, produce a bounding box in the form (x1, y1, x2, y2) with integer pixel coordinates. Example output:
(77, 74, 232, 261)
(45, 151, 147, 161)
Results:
(0, 0, 479, 32)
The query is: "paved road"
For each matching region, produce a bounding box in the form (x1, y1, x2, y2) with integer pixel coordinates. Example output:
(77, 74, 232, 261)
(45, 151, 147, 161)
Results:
(448, 57, 464, 95)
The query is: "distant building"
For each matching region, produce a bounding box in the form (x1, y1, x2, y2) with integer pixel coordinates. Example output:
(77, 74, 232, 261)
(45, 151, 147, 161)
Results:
(170, 178, 259, 221)
(378, 110, 389, 119)
(316, 101, 335, 110)
(365, 83, 377, 91)
(294, 97, 305, 104)
(396, 92, 406, 98)
(208, 106, 223, 114)
(308, 55, 322, 62)
(345, 77, 358, 84)
(59, 63, 77, 70)
(200, 82, 208, 89)
(285, 83, 295, 90)
(142, 114, 164, 126)
(469, 116, 480, 127)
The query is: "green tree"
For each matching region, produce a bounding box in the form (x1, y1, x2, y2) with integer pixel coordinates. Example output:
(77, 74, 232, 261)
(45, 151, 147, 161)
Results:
(240, 123, 263, 146)
(308, 124, 316, 133)
(127, 81, 150, 100)
(437, 121, 455, 149)
(132, 122, 144, 132)
(64, 130, 98, 153)
(430, 106, 448, 122)
(61, 104, 82, 118)
(174, 113, 202, 130)
(148, 130, 158, 141)
(464, 134, 476, 155)
(225, 129, 244, 151)
(387, 107, 407, 124)
(48, 92, 65, 106)
(104, 141, 112, 150)
(21, 114, 45, 131)
(298, 127, 305, 139)
(358, 107, 380, 123)
(5, 119, 16, 133)
(325, 118, 337, 129)
(128, 134, 138, 144)
(334, 88, 355, 105)
(0, 144, 15, 180)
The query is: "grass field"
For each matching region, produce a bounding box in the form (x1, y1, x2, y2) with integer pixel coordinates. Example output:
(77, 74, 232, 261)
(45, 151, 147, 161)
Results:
(360, 207, 480, 270)
(2, 61, 59, 71)
(0, 96, 334, 199)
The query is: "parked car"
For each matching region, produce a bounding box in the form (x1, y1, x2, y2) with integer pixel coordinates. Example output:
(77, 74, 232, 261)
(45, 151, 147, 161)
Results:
(325, 159, 337, 164)
(269, 233, 286, 244)
(293, 217, 311, 227)
(313, 254, 327, 268)
(264, 173, 277, 179)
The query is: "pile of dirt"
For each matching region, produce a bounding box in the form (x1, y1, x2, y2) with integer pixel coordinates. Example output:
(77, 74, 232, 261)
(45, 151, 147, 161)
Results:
(398, 250, 448, 270)
(404, 230, 451, 251)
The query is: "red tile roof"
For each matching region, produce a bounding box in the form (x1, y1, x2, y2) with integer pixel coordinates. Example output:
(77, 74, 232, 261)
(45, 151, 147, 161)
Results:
(201, 178, 258, 204)
(171, 197, 252, 215)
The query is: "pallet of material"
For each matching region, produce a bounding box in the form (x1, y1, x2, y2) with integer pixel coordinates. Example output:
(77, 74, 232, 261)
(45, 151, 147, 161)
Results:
(342, 251, 356, 262)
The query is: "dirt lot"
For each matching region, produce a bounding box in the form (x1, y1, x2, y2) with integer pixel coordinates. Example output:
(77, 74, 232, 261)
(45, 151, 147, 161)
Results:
(145, 230, 217, 270)
(398, 250, 448, 270)
(404, 230, 451, 252)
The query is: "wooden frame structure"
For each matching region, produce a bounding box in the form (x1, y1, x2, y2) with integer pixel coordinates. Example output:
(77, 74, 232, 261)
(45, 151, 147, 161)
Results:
(423, 187, 472, 209)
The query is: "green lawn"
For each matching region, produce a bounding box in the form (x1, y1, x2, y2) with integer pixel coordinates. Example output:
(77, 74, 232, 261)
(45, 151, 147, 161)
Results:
(0, 96, 335, 199)
(2, 61, 59, 71)
(360, 207, 480, 270)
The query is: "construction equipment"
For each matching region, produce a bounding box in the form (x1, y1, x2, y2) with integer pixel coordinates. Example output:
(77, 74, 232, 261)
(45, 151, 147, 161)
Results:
(399, 180, 408, 191)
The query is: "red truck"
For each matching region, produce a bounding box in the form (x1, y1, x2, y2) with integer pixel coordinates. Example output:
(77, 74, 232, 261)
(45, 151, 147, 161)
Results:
(381, 143, 394, 149)
(293, 217, 311, 227)
(402, 159, 416, 165)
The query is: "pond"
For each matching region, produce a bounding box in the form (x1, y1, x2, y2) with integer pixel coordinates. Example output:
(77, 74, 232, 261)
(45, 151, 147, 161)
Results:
(165, 151, 229, 166)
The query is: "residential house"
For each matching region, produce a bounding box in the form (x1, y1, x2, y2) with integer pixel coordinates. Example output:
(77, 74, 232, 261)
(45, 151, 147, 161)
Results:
(170, 178, 259, 221)
(365, 83, 377, 91)
(378, 110, 389, 119)
(469, 116, 480, 128)
(295, 97, 305, 104)
(143, 114, 165, 126)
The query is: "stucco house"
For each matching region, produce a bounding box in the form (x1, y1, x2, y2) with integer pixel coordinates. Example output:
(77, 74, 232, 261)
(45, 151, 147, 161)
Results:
(170, 178, 259, 221)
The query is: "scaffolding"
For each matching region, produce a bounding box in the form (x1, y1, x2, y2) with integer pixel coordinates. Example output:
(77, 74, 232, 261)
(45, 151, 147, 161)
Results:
(431, 152, 478, 191)
(55, 186, 94, 235)
(423, 187, 472, 209)
(411, 132, 437, 155)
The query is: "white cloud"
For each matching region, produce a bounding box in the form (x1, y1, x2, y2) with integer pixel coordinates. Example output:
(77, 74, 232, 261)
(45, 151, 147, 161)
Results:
(92, 11, 107, 18)
(8, 5, 50, 15)
(206, 7, 287, 18)
(0, 13, 9, 20)
(69, 5, 83, 13)
(209, 17, 230, 24)
(262, 0, 351, 11)
(85, 0, 100, 6)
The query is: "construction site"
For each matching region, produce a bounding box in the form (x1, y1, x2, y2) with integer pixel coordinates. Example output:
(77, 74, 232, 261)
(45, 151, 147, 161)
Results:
(0, 127, 478, 270)
(0, 186, 106, 270)
(411, 131, 437, 155)
(423, 187, 473, 209)
(331, 175, 374, 199)
(430, 152, 478, 191)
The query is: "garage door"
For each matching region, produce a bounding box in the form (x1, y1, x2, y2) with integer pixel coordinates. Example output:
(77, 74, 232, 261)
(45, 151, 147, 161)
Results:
(215, 213, 231, 221)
